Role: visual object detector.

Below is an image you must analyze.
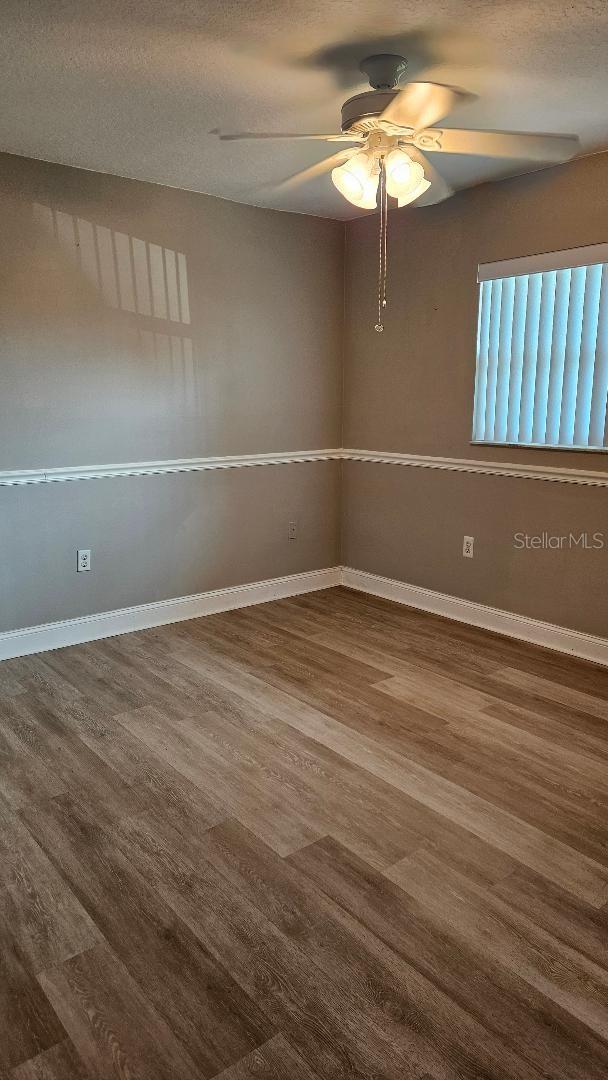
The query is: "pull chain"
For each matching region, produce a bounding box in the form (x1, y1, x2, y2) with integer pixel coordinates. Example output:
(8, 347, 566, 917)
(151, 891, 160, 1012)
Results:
(382, 160, 388, 311)
(375, 159, 389, 333)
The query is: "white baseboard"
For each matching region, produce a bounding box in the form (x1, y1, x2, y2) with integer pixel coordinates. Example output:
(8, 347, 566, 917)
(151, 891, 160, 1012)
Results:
(0, 567, 341, 662)
(2, 564, 606, 668)
(341, 567, 608, 667)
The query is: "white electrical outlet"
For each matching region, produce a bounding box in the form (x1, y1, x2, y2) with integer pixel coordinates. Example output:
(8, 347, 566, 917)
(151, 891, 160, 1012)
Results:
(288, 521, 297, 541)
(463, 536, 474, 559)
(77, 548, 91, 572)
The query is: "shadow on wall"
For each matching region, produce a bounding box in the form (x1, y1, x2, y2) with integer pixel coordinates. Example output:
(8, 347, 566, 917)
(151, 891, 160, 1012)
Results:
(31, 202, 199, 417)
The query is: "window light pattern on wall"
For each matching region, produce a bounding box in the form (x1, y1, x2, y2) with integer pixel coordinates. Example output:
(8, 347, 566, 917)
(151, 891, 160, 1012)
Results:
(472, 244, 608, 450)
(31, 202, 198, 414)
(32, 203, 191, 324)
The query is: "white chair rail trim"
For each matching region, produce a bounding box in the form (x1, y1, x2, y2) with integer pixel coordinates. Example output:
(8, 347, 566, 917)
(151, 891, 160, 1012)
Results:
(343, 448, 608, 487)
(0, 449, 343, 486)
(1, 448, 607, 487)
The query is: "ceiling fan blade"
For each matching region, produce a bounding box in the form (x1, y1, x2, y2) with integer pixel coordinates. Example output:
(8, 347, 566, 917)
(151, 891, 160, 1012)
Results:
(216, 131, 363, 143)
(271, 148, 359, 192)
(380, 82, 471, 131)
(415, 127, 580, 162)
(404, 147, 453, 206)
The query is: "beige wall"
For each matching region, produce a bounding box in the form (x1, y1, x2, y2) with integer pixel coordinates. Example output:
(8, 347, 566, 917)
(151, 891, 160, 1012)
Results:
(0, 153, 342, 631)
(343, 153, 608, 636)
(3, 149, 608, 641)
(1, 153, 343, 468)
(341, 461, 608, 638)
(0, 463, 339, 633)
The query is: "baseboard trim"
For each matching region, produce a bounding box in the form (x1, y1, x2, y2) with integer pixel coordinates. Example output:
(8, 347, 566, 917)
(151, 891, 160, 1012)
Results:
(340, 567, 608, 667)
(0, 567, 341, 661)
(2, 564, 606, 667)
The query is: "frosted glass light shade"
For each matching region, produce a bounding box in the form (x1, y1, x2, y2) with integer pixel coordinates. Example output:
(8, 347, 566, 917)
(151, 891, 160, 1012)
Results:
(397, 176, 431, 207)
(385, 149, 415, 197)
(332, 152, 379, 208)
(384, 148, 431, 206)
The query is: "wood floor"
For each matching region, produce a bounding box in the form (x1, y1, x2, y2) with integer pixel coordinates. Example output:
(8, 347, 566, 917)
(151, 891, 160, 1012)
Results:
(2, 587, 608, 1079)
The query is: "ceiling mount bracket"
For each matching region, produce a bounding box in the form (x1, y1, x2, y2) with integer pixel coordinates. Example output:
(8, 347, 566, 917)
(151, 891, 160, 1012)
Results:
(359, 54, 408, 91)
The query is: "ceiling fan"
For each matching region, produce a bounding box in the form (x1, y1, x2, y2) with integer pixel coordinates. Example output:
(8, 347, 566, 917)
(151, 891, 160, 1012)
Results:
(216, 54, 580, 328)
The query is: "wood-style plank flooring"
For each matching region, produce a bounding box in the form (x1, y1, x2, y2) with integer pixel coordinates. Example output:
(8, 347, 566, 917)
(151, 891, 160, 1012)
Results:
(2, 586, 608, 1078)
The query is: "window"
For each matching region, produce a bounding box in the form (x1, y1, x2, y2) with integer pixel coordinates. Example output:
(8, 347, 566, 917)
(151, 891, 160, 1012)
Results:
(472, 244, 608, 450)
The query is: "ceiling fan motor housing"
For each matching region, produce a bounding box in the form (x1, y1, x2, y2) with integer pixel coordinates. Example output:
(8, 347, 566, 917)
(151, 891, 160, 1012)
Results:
(341, 90, 399, 134)
(342, 53, 408, 133)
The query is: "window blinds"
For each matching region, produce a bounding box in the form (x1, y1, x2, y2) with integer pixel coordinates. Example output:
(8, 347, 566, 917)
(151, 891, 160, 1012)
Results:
(473, 245, 608, 449)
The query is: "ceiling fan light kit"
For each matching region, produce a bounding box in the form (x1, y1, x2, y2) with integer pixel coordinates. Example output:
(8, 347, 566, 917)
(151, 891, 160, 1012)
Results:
(330, 133, 429, 208)
(217, 53, 580, 329)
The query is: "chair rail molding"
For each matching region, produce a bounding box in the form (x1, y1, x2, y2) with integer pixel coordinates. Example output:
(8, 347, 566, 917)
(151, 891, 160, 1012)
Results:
(3, 448, 607, 487)
(0, 449, 343, 486)
(343, 449, 608, 487)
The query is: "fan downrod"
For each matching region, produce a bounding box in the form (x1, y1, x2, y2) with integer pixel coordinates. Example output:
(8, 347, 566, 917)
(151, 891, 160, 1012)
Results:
(359, 54, 408, 91)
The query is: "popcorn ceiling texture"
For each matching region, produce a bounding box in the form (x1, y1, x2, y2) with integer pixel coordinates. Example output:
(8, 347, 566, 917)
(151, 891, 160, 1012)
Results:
(1, 0, 607, 219)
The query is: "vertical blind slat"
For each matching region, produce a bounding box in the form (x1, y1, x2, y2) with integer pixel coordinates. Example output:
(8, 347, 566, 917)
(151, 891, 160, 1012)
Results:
(542, 268, 572, 446)
(484, 279, 503, 440)
(494, 276, 516, 442)
(517, 273, 543, 444)
(558, 265, 587, 445)
(530, 270, 557, 444)
(473, 279, 492, 440)
(588, 265, 608, 448)
(506, 275, 530, 443)
(573, 263, 603, 446)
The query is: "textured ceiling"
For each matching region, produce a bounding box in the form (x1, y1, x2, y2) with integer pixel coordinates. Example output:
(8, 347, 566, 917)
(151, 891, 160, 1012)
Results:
(1, 1, 607, 219)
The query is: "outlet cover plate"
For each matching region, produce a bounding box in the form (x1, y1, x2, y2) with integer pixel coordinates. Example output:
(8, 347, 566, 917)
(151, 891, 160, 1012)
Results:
(77, 548, 91, 572)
